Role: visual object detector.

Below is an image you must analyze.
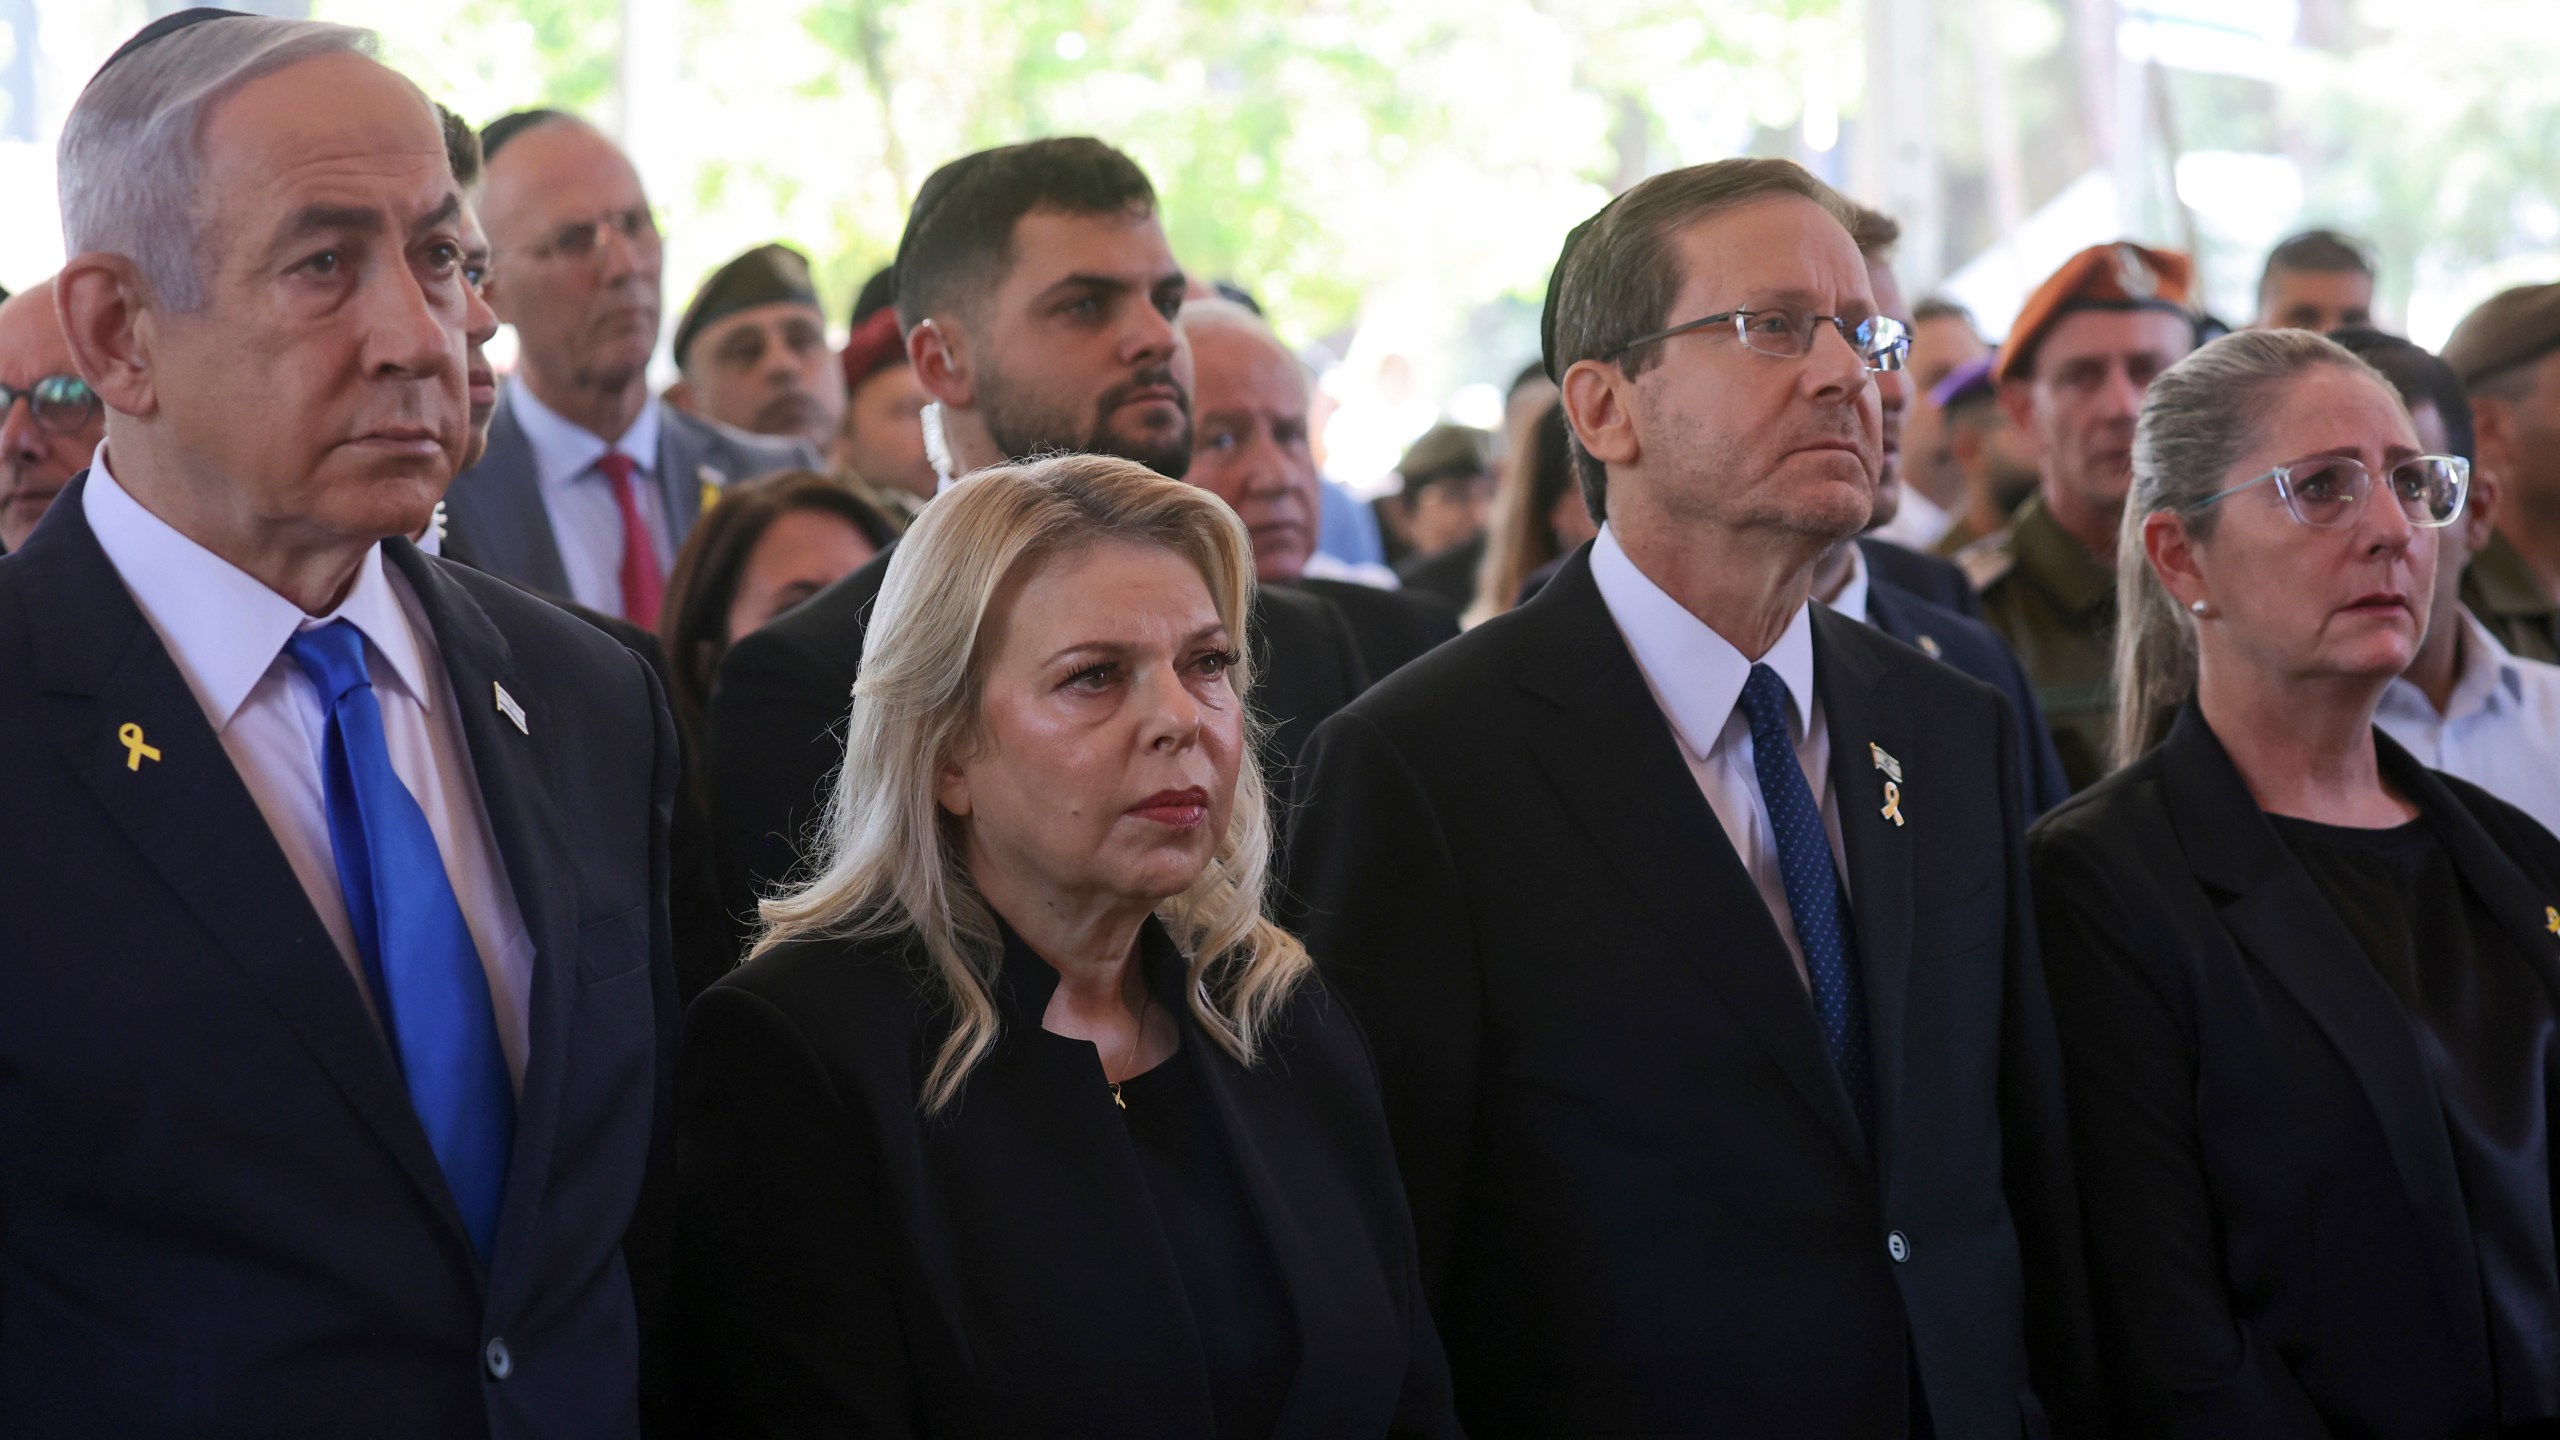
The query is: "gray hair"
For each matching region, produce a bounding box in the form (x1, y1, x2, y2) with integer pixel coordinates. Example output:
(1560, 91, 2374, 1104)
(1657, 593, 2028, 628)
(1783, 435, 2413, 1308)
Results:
(2111, 328, 2398, 765)
(60, 16, 381, 312)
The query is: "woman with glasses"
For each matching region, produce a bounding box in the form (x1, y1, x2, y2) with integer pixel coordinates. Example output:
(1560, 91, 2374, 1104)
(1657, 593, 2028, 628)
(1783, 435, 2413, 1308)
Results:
(2030, 329, 2560, 1436)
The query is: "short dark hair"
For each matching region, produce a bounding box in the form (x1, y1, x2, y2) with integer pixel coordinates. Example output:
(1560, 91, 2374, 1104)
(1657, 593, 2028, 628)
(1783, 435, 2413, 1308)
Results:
(1844, 202, 1900, 261)
(657, 471, 899, 767)
(2257, 228, 2376, 304)
(436, 103, 482, 191)
(1545, 157, 1857, 522)
(479, 107, 568, 166)
(1914, 296, 1976, 331)
(893, 137, 1157, 333)
(2326, 327, 2476, 463)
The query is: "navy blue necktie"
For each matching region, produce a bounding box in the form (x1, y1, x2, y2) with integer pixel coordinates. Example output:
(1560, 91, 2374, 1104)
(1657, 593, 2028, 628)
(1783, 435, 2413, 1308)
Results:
(1738, 663, 1876, 1136)
(287, 621, 514, 1258)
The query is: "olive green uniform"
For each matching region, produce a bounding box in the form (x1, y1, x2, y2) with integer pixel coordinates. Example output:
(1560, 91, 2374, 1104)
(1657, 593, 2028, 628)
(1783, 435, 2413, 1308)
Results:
(1957, 495, 2118, 792)
(2460, 530, 2560, 665)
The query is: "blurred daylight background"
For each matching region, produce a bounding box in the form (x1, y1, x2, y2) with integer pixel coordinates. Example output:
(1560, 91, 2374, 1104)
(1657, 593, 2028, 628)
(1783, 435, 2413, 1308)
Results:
(5, 0, 2555, 490)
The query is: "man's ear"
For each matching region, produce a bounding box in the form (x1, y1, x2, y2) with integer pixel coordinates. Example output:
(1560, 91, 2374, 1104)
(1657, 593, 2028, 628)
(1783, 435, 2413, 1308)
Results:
(57, 252, 157, 420)
(910, 317, 974, 410)
(2463, 464, 2501, 552)
(1560, 358, 1638, 473)
(1996, 375, 2037, 435)
(2472, 396, 2517, 488)
(662, 377, 696, 415)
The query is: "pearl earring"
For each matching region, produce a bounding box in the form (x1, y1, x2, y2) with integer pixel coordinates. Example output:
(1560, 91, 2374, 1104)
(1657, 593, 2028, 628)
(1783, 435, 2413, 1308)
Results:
(2189, 599, 2211, 617)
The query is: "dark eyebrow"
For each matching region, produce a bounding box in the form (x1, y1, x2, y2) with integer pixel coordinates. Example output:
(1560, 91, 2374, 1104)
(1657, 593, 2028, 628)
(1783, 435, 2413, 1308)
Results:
(409, 193, 461, 242)
(1037, 272, 1138, 305)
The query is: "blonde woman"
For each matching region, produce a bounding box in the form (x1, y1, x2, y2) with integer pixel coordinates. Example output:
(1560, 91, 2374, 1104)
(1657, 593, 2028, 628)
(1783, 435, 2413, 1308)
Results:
(675, 454, 1457, 1439)
(2029, 329, 2560, 1434)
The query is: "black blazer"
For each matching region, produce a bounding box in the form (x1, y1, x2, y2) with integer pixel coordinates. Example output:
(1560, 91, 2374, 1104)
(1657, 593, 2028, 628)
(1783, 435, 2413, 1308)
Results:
(0, 476, 679, 1439)
(2029, 703, 2560, 1438)
(1863, 579, 2072, 819)
(1292, 577, 1461, 680)
(1862, 536, 1982, 618)
(676, 918, 1460, 1438)
(1286, 549, 2097, 1437)
(706, 542, 1370, 933)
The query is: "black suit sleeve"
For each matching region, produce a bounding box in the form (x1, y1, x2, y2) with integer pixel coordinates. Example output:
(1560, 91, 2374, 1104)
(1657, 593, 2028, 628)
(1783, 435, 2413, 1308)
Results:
(1286, 710, 1482, 1305)
(1994, 642, 2074, 816)
(677, 985, 915, 1437)
(627, 646, 684, 1438)
(1986, 696, 2103, 1437)
(2030, 831, 2330, 1437)
(706, 623, 854, 935)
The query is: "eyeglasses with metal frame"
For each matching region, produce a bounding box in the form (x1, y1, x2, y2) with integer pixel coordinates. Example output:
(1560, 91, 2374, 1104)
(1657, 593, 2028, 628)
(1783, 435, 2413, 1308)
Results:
(1605, 305, 1912, 373)
(2185, 452, 2470, 530)
(0, 374, 101, 435)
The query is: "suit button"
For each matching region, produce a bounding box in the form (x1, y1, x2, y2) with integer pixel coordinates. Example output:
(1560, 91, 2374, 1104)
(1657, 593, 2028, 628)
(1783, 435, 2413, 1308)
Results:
(484, 1336, 513, 1381)
(1887, 1230, 1911, 1263)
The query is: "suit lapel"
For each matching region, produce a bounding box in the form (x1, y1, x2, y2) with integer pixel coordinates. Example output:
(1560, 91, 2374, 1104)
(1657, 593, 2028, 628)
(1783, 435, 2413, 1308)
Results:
(386, 544, 580, 1280)
(1813, 608, 1916, 1168)
(2159, 708, 2486, 1342)
(462, 398, 571, 596)
(1518, 558, 1870, 1167)
(21, 484, 475, 1254)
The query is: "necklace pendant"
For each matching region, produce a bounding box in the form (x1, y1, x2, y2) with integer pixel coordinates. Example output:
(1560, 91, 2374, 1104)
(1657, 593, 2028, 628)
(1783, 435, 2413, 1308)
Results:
(1110, 1082, 1126, 1110)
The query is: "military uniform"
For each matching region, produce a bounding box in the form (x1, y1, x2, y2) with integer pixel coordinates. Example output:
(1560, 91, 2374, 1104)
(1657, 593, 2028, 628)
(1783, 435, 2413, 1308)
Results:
(1958, 495, 2118, 791)
(2460, 529, 2560, 666)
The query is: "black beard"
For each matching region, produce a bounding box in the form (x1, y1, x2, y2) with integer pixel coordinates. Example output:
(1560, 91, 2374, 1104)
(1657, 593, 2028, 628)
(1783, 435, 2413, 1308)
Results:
(980, 364, 1194, 480)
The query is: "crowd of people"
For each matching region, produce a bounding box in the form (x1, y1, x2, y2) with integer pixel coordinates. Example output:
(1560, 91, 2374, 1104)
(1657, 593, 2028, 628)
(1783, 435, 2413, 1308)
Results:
(6, 7, 2560, 1439)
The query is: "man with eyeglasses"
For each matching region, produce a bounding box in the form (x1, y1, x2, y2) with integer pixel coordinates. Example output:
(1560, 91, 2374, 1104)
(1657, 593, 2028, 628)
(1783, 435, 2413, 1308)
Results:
(1957, 242, 2198, 790)
(0, 277, 105, 553)
(1287, 157, 2099, 1437)
(443, 108, 809, 627)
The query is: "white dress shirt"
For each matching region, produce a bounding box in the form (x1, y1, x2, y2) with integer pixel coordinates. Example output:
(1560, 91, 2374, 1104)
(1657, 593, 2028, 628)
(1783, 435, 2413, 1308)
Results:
(85, 454, 536, 1089)
(2376, 608, 2560, 839)
(1591, 524, 1848, 987)
(508, 374, 672, 616)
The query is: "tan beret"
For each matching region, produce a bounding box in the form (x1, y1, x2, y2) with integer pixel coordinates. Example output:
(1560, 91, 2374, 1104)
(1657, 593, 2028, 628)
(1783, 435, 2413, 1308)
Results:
(2441, 282, 2560, 386)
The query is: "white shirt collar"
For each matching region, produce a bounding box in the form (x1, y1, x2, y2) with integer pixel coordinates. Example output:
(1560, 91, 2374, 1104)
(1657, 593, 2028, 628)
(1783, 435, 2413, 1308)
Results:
(83, 448, 434, 732)
(1823, 541, 1873, 627)
(2448, 607, 2526, 717)
(508, 372, 661, 491)
(1589, 522, 1819, 760)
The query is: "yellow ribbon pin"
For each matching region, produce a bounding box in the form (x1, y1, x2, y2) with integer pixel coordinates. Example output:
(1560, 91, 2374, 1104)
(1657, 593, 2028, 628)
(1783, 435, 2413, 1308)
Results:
(2546, 905, 2559, 937)
(1881, 778, 1904, 827)
(118, 722, 162, 771)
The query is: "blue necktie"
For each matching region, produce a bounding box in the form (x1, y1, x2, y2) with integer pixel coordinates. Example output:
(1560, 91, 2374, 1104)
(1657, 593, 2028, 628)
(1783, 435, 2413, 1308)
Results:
(1738, 663, 1876, 1137)
(287, 621, 514, 1258)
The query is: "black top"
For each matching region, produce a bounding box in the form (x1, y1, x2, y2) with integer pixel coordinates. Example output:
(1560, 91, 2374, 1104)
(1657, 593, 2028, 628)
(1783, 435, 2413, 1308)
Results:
(1119, 1045, 1298, 1438)
(2030, 703, 2560, 1437)
(2270, 814, 2560, 1424)
(675, 915, 1459, 1438)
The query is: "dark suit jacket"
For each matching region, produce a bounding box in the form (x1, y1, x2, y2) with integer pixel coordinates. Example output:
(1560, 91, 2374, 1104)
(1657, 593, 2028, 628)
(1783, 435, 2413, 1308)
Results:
(1286, 550, 2096, 1437)
(1293, 577, 1461, 681)
(706, 543, 1369, 934)
(2029, 703, 2560, 1438)
(1863, 535, 1982, 618)
(1393, 531, 1486, 612)
(444, 391, 814, 603)
(0, 477, 679, 1438)
(1864, 579, 2072, 819)
(676, 918, 1461, 1438)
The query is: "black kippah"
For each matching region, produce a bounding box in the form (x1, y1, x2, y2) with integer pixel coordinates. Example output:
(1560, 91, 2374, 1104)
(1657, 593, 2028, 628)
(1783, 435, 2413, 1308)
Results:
(479, 108, 569, 165)
(88, 7, 248, 90)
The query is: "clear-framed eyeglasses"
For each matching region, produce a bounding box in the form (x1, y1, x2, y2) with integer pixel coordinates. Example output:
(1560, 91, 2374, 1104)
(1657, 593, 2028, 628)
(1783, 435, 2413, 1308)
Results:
(2186, 453, 2470, 530)
(1605, 305, 1911, 373)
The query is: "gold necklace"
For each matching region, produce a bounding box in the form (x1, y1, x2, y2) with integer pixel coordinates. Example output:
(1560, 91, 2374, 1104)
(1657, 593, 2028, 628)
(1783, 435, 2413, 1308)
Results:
(1108, 990, 1152, 1110)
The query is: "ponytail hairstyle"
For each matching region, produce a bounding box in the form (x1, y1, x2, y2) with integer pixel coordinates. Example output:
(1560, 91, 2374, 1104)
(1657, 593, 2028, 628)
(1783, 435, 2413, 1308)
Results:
(2112, 328, 2399, 766)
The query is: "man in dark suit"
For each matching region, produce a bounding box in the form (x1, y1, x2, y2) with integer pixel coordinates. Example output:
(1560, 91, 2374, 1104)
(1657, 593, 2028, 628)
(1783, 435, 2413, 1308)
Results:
(442, 107, 810, 627)
(0, 15, 676, 1435)
(707, 137, 1366, 931)
(1179, 297, 1461, 679)
(1288, 157, 2095, 1437)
